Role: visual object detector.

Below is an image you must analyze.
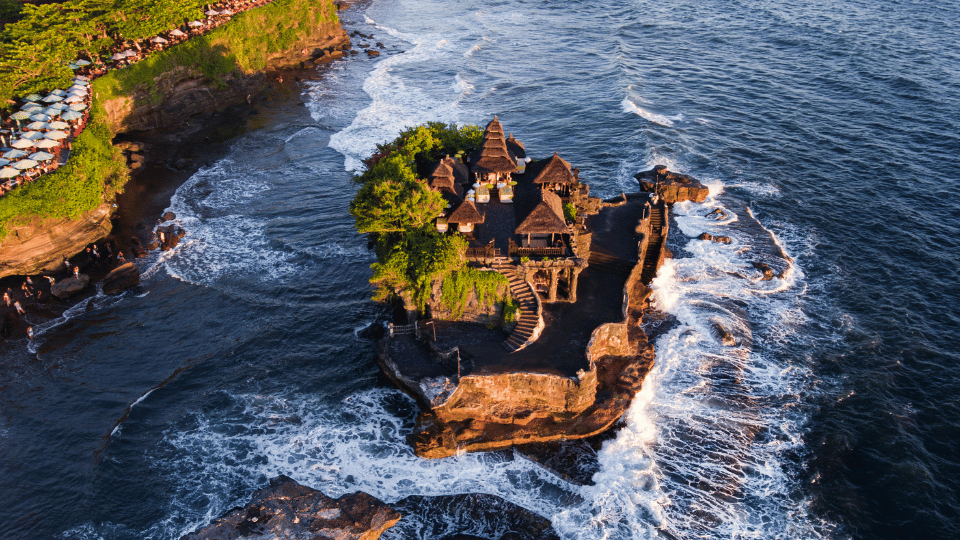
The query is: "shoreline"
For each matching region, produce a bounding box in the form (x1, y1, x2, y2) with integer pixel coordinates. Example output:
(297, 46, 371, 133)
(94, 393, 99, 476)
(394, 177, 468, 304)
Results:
(0, 53, 358, 344)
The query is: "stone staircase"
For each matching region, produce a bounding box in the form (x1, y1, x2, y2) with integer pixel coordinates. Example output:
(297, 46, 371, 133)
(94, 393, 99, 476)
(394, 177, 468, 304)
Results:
(640, 204, 665, 284)
(493, 263, 540, 352)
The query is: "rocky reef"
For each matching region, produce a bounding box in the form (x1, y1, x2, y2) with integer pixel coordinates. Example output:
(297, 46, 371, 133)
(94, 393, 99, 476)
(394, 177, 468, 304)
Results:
(635, 164, 709, 203)
(181, 475, 400, 540)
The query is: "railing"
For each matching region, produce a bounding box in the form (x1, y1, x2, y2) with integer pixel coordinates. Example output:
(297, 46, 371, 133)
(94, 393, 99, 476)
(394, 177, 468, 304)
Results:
(388, 323, 417, 337)
(465, 243, 501, 261)
(510, 246, 567, 258)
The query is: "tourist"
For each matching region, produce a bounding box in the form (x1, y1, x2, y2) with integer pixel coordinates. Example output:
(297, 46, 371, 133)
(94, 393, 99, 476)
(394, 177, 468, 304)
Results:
(117, 252, 125, 263)
(13, 301, 24, 315)
(27, 326, 34, 340)
(62, 255, 70, 270)
(73, 266, 80, 279)
(45, 276, 55, 285)
(92, 245, 100, 259)
(3, 291, 9, 306)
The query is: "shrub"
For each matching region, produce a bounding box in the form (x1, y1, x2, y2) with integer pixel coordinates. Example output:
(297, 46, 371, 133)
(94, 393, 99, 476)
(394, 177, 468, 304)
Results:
(563, 202, 577, 222)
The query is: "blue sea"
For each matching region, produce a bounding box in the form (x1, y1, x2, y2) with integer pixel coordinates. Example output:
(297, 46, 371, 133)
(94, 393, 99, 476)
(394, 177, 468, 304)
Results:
(2, 0, 958, 538)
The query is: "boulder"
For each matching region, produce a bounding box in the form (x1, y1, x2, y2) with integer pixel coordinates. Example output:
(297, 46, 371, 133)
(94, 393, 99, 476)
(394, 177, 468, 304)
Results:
(51, 275, 90, 299)
(156, 224, 185, 251)
(713, 322, 737, 347)
(697, 232, 732, 244)
(130, 236, 148, 258)
(391, 494, 560, 539)
(161, 211, 176, 222)
(181, 475, 400, 540)
(634, 165, 709, 203)
(102, 262, 140, 295)
(752, 261, 775, 281)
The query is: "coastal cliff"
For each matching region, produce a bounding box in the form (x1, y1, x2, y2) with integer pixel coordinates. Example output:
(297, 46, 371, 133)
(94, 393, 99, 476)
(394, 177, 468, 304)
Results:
(0, 0, 348, 279)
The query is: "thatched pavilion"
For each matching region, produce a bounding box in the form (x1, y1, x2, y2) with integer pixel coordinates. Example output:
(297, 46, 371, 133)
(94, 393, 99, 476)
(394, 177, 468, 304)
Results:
(471, 116, 518, 184)
(530, 152, 577, 197)
(447, 199, 485, 233)
(514, 189, 567, 248)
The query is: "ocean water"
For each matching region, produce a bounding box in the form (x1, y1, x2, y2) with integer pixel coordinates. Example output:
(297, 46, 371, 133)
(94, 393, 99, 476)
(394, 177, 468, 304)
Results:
(2, 0, 959, 538)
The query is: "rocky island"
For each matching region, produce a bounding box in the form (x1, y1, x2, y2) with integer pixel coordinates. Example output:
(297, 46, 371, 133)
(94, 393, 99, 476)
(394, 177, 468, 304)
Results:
(351, 117, 708, 458)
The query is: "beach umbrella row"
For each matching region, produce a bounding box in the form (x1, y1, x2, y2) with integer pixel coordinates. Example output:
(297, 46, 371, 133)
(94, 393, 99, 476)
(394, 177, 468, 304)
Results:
(0, 167, 18, 178)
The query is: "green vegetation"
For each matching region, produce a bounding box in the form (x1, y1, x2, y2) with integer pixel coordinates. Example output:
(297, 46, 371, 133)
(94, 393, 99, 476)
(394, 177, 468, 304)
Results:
(563, 202, 576, 222)
(352, 122, 485, 309)
(0, 0, 338, 240)
(502, 298, 521, 324)
(0, 0, 23, 22)
(441, 267, 509, 318)
(0, 0, 339, 106)
(0, 100, 127, 239)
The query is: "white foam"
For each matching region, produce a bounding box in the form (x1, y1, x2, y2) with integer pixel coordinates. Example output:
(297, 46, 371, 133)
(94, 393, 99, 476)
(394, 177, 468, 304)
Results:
(162, 160, 300, 287)
(622, 98, 684, 127)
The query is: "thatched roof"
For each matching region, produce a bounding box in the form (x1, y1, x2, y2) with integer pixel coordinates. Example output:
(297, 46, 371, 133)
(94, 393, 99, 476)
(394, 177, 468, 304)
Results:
(515, 189, 567, 234)
(506, 134, 525, 159)
(448, 199, 484, 224)
(429, 156, 469, 197)
(485, 115, 504, 135)
(531, 152, 576, 185)
(446, 156, 470, 185)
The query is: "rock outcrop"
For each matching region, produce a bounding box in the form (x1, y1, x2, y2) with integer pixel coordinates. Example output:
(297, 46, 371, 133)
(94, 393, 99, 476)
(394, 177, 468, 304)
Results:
(181, 475, 400, 540)
(635, 164, 709, 203)
(0, 203, 113, 279)
(102, 262, 140, 294)
(390, 493, 560, 540)
(51, 274, 91, 299)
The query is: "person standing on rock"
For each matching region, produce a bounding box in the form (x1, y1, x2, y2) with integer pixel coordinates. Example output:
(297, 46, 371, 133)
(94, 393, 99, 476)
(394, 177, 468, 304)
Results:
(117, 252, 125, 263)
(14, 301, 24, 315)
(73, 266, 80, 279)
(3, 291, 9, 306)
(92, 245, 100, 259)
(45, 276, 55, 286)
(27, 326, 34, 340)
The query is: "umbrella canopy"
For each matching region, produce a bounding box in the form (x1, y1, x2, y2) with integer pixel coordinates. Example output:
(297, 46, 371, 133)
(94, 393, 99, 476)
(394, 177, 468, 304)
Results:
(3, 149, 28, 159)
(20, 131, 44, 141)
(10, 111, 32, 120)
(10, 139, 34, 149)
(188, 20, 204, 27)
(64, 95, 84, 103)
(24, 94, 42, 102)
(21, 102, 42, 111)
(69, 103, 87, 111)
(30, 113, 52, 122)
(111, 52, 126, 61)
(25, 121, 49, 130)
(69, 85, 88, 94)
(49, 102, 69, 110)
(13, 159, 38, 170)
(0, 158, 8, 167)
(48, 121, 69, 130)
(205, 10, 219, 16)
(150, 36, 168, 44)
(42, 108, 62, 117)
(35, 139, 60, 149)
(0, 167, 18, 178)
(44, 130, 68, 140)
(29, 151, 54, 161)
(60, 111, 83, 121)
(51, 89, 67, 96)
(72, 78, 89, 86)
(170, 28, 186, 37)
(42, 94, 63, 103)
(221, 9, 234, 16)
(73, 75, 89, 82)
(75, 60, 90, 67)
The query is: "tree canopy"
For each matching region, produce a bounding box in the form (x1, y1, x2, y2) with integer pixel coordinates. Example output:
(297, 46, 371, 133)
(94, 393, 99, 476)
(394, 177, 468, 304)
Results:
(351, 122, 484, 309)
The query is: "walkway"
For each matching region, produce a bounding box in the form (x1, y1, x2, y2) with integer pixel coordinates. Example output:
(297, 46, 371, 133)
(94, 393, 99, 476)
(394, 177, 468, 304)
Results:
(492, 262, 539, 352)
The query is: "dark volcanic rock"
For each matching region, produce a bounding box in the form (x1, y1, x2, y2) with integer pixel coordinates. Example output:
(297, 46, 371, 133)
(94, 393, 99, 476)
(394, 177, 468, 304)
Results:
(389, 493, 559, 540)
(162, 211, 176, 222)
(752, 261, 775, 281)
(51, 275, 90, 299)
(697, 232, 732, 244)
(156, 224, 185, 251)
(634, 165, 709, 203)
(130, 236, 148, 258)
(181, 475, 400, 540)
(102, 262, 140, 295)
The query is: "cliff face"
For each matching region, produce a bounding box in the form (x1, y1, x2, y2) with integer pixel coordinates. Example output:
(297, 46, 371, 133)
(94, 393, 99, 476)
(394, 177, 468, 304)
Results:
(0, 1, 348, 279)
(0, 203, 112, 276)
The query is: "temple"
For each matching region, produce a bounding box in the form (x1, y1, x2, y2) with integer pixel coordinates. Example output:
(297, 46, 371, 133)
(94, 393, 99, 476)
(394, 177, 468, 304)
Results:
(378, 117, 679, 458)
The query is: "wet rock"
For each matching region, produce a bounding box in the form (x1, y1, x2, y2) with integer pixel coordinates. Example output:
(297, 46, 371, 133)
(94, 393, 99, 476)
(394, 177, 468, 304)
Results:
(51, 275, 90, 299)
(634, 165, 709, 203)
(752, 261, 775, 281)
(156, 224, 184, 251)
(697, 232, 732, 244)
(705, 208, 729, 220)
(366, 50, 380, 57)
(130, 236, 148, 258)
(102, 262, 140, 295)
(181, 475, 400, 540)
(713, 322, 737, 347)
(162, 212, 176, 222)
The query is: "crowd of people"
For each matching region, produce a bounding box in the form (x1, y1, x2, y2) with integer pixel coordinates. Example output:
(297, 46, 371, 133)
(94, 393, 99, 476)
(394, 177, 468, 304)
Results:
(0, 0, 283, 198)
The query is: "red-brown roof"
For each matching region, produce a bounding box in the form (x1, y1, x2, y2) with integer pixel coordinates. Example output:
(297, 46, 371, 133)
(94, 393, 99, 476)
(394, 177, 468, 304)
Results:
(531, 152, 576, 185)
(515, 189, 567, 234)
